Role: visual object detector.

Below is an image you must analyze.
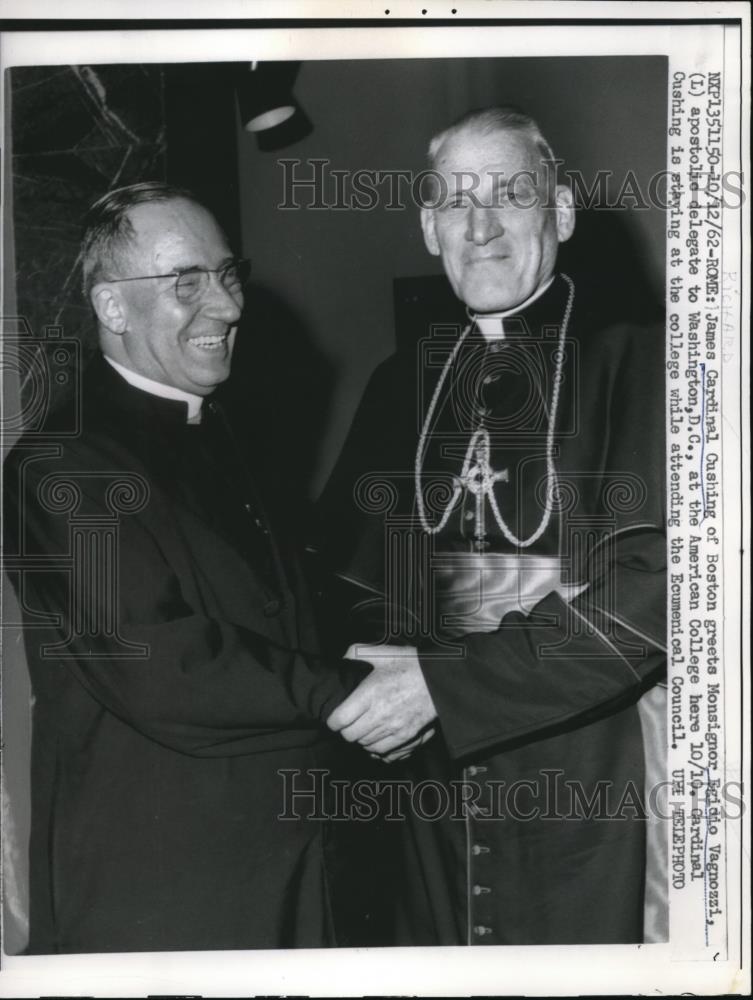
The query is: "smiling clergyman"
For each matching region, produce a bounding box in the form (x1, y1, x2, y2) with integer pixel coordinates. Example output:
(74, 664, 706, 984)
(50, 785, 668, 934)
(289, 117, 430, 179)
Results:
(4, 182, 367, 954)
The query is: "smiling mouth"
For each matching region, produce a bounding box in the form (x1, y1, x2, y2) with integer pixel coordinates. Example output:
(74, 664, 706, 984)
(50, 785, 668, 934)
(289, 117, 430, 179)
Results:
(189, 335, 228, 351)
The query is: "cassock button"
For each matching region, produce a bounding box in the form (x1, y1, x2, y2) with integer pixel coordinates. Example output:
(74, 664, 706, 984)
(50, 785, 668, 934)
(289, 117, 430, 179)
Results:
(464, 510, 475, 521)
(473, 925, 493, 937)
(244, 504, 269, 535)
(467, 765, 487, 777)
(263, 599, 282, 617)
(471, 844, 490, 856)
(472, 884, 491, 896)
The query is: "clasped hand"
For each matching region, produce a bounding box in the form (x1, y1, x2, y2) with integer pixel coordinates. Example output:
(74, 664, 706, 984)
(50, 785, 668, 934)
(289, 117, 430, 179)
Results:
(326, 644, 437, 761)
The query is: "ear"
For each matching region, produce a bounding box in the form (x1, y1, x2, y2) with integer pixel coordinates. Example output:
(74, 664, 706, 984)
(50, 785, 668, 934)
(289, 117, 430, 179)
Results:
(554, 184, 576, 244)
(91, 283, 127, 335)
(420, 206, 441, 257)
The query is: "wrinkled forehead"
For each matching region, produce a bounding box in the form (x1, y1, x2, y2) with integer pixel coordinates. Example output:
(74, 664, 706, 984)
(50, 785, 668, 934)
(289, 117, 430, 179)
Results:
(433, 126, 543, 184)
(124, 198, 229, 269)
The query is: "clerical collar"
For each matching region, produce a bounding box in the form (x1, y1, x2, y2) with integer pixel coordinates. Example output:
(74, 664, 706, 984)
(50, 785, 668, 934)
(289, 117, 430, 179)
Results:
(104, 356, 204, 423)
(471, 275, 556, 342)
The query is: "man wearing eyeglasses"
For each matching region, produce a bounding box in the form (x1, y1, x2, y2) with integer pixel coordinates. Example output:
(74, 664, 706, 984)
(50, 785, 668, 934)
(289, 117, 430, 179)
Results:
(3, 182, 367, 953)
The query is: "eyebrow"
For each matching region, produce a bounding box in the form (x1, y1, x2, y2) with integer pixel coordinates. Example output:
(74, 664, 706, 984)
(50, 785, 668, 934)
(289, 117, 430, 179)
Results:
(170, 256, 236, 274)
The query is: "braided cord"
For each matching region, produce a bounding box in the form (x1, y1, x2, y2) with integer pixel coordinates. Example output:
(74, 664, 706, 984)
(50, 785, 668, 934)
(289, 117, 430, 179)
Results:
(415, 274, 576, 547)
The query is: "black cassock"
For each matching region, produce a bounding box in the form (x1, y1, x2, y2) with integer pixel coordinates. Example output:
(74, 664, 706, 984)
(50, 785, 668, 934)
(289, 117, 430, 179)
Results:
(4, 355, 366, 954)
(318, 274, 667, 946)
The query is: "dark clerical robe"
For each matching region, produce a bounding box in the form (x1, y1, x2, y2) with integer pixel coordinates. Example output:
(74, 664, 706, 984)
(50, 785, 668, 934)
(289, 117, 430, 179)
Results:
(3, 355, 365, 954)
(318, 274, 667, 946)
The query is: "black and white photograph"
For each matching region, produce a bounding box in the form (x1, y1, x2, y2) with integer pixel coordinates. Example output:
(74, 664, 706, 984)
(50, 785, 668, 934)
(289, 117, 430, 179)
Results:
(0, 4, 749, 997)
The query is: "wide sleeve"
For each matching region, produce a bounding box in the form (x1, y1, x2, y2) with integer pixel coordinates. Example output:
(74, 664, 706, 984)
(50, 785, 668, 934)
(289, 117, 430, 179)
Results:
(418, 324, 667, 759)
(418, 525, 666, 759)
(5, 450, 367, 759)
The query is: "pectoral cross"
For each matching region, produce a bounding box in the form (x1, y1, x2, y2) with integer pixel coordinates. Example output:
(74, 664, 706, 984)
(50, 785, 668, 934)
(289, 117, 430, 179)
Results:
(457, 427, 509, 548)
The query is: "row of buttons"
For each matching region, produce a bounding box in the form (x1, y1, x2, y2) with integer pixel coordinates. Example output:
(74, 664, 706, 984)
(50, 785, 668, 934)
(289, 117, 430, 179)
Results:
(210, 401, 284, 619)
(468, 760, 493, 943)
(464, 764, 488, 820)
(243, 501, 270, 536)
(470, 858, 493, 942)
(239, 501, 281, 617)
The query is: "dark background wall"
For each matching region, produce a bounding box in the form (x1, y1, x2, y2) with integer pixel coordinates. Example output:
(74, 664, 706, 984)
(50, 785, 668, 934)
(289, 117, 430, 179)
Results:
(236, 56, 667, 497)
(10, 65, 167, 355)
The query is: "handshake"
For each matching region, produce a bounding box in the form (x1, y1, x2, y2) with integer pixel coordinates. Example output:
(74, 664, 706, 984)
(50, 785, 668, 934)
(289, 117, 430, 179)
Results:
(326, 644, 438, 763)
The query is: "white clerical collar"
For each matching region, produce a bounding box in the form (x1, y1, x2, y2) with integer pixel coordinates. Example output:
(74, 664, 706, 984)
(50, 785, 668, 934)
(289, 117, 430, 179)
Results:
(104, 356, 204, 422)
(473, 275, 556, 342)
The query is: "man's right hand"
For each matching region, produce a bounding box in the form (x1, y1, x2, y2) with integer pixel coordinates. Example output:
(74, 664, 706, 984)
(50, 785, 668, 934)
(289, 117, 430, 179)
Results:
(371, 726, 437, 763)
(327, 643, 438, 754)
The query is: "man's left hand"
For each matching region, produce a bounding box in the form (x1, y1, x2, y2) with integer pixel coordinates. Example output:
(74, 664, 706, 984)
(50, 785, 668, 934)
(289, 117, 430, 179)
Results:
(327, 644, 437, 754)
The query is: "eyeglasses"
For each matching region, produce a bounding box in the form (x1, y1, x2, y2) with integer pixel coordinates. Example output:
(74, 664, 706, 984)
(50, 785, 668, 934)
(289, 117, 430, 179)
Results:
(106, 258, 251, 304)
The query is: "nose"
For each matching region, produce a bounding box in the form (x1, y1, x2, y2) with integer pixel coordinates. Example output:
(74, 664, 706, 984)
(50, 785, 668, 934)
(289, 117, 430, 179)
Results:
(466, 205, 504, 246)
(203, 272, 243, 324)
